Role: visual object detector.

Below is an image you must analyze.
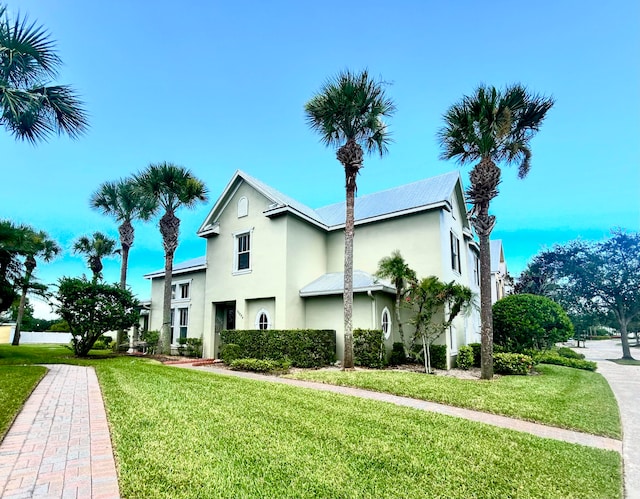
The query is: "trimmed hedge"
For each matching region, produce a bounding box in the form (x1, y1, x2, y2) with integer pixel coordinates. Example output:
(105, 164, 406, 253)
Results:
(469, 343, 482, 367)
(388, 342, 406, 366)
(537, 353, 597, 371)
(412, 343, 447, 370)
(230, 358, 291, 374)
(556, 346, 585, 360)
(456, 345, 474, 370)
(493, 352, 533, 375)
(353, 329, 385, 368)
(220, 329, 336, 368)
(220, 343, 241, 364)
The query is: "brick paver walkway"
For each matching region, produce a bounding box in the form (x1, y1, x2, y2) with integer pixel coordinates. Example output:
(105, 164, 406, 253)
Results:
(0, 364, 119, 499)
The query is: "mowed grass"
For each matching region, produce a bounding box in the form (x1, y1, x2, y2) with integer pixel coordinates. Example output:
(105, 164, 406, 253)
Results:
(287, 365, 621, 438)
(0, 365, 47, 439)
(0, 343, 115, 366)
(95, 358, 622, 499)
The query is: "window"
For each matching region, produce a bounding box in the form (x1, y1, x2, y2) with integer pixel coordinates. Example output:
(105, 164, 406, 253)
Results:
(171, 284, 176, 300)
(179, 308, 188, 340)
(473, 254, 480, 286)
(381, 307, 391, 340)
(254, 309, 271, 330)
(180, 282, 190, 299)
(237, 196, 248, 218)
(235, 232, 251, 272)
(450, 231, 461, 273)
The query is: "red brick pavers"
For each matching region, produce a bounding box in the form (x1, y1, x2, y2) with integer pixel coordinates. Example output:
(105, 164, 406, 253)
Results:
(0, 364, 120, 499)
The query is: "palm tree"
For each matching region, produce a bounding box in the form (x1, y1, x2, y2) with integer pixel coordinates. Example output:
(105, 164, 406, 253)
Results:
(376, 250, 416, 351)
(134, 162, 208, 355)
(12, 229, 59, 345)
(0, 220, 30, 313)
(0, 4, 88, 143)
(305, 69, 395, 369)
(438, 83, 554, 379)
(73, 232, 118, 282)
(90, 178, 154, 347)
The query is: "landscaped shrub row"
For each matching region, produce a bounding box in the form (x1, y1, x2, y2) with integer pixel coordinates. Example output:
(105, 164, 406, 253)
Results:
(493, 352, 533, 375)
(220, 329, 336, 367)
(469, 343, 482, 367)
(556, 346, 585, 360)
(388, 342, 406, 365)
(412, 344, 448, 370)
(537, 353, 597, 371)
(353, 329, 385, 368)
(229, 358, 291, 373)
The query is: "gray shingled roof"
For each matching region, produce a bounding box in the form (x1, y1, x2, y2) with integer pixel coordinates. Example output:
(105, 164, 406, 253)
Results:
(144, 256, 206, 279)
(300, 270, 396, 297)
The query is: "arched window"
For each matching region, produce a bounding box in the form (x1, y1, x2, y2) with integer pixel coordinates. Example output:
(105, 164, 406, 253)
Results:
(381, 307, 391, 339)
(237, 196, 248, 218)
(255, 309, 271, 330)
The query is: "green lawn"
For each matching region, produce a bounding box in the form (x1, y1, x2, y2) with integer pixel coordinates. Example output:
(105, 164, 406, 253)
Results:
(0, 343, 115, 365)
(0, 345, 623, 498)
(0, 365, 47, 439)
(287, 366, 621, 438)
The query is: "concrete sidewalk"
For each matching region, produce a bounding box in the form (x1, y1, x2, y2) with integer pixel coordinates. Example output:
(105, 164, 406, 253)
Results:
(0, 364, 119, 499)
(580, 339, 640, 499)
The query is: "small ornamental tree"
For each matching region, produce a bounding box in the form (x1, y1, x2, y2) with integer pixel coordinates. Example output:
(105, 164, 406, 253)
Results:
(492, 294, 573, 352)
(56, 277, 139, 357)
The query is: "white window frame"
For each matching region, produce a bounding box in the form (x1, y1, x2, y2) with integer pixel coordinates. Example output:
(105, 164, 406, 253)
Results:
(381, 307, 392, 340)
(254, 308, 272, 330)
(473, 254, 480, 286)
(178, 307, 189, 340)
(171, 279, 192, 303)
(233, 229, 253, 275)
(450, 231, 461, 274)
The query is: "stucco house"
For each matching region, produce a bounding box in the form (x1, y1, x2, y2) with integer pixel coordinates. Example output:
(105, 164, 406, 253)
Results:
(144, 170, 504, 367)
(490, 240, 509, 303)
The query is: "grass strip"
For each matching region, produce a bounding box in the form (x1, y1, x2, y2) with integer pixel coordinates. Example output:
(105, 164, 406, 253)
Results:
(287, 364, 621, 438)
(96, 358, 621, 499)
(0, 365, 47, 440)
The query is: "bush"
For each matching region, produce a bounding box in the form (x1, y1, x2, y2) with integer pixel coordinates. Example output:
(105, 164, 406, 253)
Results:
(185, 338, 202, 358)
(230, 358, 291, 374)
(220, 329, 336, 368)
(469, 343, 482, 367)
(411, 343, 447, 370)
(493, 352, 533, 375)
(388, 342, 406, 366)
(141, 330, 160, 354)
(221, 343, 241, 364)
(537, 353, 597, 371)
(556, 346, 585, 360)
(353, 329, 385, 368)
(92, 340, 107, 350)
(493, 294, 574, 352)
(456, 345, 474, 370)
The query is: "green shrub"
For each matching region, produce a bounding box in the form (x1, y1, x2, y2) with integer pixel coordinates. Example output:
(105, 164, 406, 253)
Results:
(92, 340, 107, 350)
(456, 345, 474, 370)
(230, 358, 291, 374)
(557, 346, 585, 360)
(353, 329, 385, 368)
(220, 329, 336, 368)
(141, 330, 160, 354)
(412, 343, 447, 370)
(493, 352, 533, 375)
(537, 353, 597, 371)
(221, 343, 241, 364)
(185, 338, 202, 357)
(493, 294, 574, 352)
(388, 342, 406, 366)
(469, 343, 482, 367)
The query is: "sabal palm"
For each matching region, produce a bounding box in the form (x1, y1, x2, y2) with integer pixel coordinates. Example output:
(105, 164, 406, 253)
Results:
(12, 229, 59, 345)
(376, 250, 416, 350)
(0, 5, 88, 143)
(305, 69, 395, 369)
(91, 178, 154, 289)
(438, 83, 554, 379)
(134, 162, 208, 354)
(73, 232, 117, 282)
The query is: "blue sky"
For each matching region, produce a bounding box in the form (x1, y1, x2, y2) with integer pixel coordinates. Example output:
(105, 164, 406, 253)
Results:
(2, 0, 638, 319)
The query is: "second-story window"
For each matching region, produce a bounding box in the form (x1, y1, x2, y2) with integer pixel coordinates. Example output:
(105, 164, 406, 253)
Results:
(235, 232, 251, 272)
(450, 231, 461, 273)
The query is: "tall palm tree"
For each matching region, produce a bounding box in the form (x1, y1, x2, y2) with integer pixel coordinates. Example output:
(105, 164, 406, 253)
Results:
(0, 220, 30, 313)
(438, 83, 554, 379)
(376, 250, 416, 351)
(305, 69, 396, 369)
(0, 4, 88, 143)
(90, 177, 154, 347)
(134, 162, 208, 355)
(73, 232, 118, 283)
(12, 229, 59, 345)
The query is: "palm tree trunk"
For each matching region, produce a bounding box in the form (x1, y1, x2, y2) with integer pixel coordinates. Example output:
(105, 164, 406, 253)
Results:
(12, 259, 35, 346)
(478, 231, 493, 379)
(160, 211, 180, 355)
(118, 242, 130, 349)
(338, 138, 363, 370)
(395, 287, 405, 350)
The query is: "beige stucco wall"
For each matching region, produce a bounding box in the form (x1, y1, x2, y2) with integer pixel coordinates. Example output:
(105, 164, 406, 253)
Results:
(0, 324, 13, 343)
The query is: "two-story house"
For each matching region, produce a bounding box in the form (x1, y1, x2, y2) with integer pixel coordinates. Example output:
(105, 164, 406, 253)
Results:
(145, 169, 491, 367)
